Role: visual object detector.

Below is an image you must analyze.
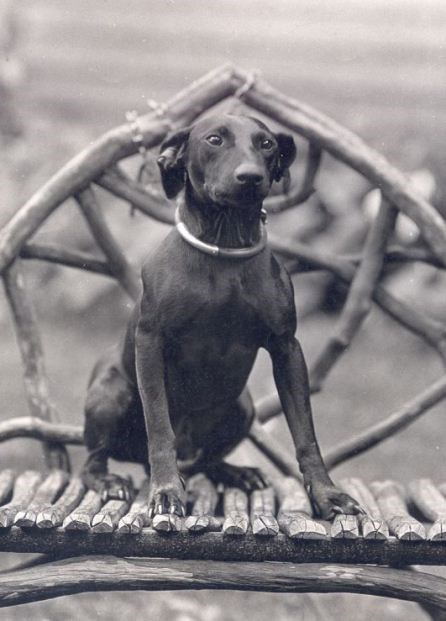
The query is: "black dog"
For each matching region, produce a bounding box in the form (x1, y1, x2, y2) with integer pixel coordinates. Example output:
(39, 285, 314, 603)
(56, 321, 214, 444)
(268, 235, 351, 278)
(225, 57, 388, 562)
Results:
(81, 114, 360, 519)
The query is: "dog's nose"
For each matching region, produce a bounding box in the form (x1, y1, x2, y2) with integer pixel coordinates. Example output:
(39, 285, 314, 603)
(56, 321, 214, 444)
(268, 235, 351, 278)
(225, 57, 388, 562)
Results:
(235, 166, 264, 186)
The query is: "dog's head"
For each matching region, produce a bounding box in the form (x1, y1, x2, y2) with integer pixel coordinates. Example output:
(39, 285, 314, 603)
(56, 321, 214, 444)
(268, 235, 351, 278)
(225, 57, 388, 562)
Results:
(157, 114, 296, 208)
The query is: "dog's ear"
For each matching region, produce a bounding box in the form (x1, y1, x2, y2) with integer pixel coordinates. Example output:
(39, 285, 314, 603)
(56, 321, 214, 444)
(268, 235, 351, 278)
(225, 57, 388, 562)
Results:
(273, 133, 297, 182)
(157, 127, 191, 199)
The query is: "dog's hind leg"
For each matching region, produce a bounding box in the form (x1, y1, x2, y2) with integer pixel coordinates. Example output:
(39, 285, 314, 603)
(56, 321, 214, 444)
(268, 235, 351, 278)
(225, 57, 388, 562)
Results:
(187, 388, 268, 492)
(81, 355, 136, 501)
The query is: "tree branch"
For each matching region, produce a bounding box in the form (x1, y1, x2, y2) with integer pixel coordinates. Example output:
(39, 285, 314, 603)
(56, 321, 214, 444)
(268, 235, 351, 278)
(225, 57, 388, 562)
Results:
(2, 261, 69, 470)
(0, 64, 237, 273)
(0, 416, 83, 445)
(20, 242, 112, 276)
(233, 68, 446, 267)
(310, 200, 398, 391)
(0, 556, 445, 608)
(270, 234, 446, 364)
(324, 375, 446, 470)
(264, 142, 322, 213)
(96, 167, 174, 225)
(76, 186, 140, 300)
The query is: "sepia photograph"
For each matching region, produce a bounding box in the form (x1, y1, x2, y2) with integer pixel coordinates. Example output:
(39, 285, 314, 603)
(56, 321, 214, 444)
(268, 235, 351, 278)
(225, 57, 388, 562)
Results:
(0, 0, 445, 618)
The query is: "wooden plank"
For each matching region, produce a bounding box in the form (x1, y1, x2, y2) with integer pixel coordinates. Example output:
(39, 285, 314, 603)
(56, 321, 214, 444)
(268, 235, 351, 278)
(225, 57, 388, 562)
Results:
(117, 478, 151, 534)
(275, 477, 326, 539)
(222, 488, 249, 536)
(0, 471, 42, 528)
(91, 499, 130, 534)
(331, 514, 359, 539)
(151, 513, 183, 533)
(0, 529, 446, 566)
(340, 478, 389, 540)
(36, 477, 85, 529)
(409, 479, 446, 542)
(63, 490, 102, 531)
(370, 480, 426, 541)
(14, 470, 69, 528)
(184, 473, 220, 534)
(250, 487, 279, 537)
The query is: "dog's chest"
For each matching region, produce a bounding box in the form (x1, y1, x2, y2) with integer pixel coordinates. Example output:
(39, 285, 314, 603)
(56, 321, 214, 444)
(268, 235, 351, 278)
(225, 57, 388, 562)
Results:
(166, 272, 263, 347)
(161, 256, 293, 351)
(163, 274, 262, 405)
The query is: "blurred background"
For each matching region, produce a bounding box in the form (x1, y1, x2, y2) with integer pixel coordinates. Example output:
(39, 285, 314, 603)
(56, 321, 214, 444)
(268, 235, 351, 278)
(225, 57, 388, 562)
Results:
(0, 0, 445, 619)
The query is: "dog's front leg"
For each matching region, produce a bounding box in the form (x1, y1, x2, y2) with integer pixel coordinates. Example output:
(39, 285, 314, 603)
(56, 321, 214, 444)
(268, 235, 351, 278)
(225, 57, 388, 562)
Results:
(267, 333, 361, 519)
(135, 324, 185, 517)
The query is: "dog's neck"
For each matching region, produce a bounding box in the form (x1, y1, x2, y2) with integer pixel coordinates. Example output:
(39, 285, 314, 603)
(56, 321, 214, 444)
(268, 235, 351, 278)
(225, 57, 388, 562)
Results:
(177, 186, 263, 249)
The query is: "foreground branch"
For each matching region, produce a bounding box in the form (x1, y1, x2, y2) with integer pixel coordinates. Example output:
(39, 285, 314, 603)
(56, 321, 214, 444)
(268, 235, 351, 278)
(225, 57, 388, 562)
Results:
(0, 555, 445, 609)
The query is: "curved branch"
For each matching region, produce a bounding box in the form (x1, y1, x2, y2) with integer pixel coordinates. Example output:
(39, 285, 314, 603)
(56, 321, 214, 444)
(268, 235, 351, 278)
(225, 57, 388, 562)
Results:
(0, 64, 237, 273)
(233, 68, 446, 267)
(265, 142, 322, 213)
(2, 261, 69, 470)
(97, 168, 174, 225)
(0, 417, 83, 445)
(76, 186, 140, 300)
(347, 245, 443, 270)
(20, 243, 112, 276)
(248, 420, 302, 480)
(325, 375, 446, 470)
(310, 200, 398, 392)
(0, 556, 445, 609)
(270, 234, 446, 364)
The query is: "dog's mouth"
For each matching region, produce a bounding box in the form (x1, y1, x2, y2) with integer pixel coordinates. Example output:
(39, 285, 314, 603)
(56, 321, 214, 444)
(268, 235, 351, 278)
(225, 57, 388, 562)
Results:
(207, 184, 268, 208)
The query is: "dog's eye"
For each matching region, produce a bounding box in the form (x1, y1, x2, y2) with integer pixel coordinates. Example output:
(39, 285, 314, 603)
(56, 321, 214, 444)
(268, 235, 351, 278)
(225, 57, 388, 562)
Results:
(260, 138, 274, 150)
(206, 135, 223, 146)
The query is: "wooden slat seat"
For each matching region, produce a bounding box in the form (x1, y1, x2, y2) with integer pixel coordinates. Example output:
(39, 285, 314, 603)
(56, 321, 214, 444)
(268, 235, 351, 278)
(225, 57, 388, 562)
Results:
(0, 469, 444, 566)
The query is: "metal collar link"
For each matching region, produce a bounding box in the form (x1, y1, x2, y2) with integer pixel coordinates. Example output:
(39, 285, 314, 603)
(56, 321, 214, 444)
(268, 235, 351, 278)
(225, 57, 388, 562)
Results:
(175, 206, 267, 259)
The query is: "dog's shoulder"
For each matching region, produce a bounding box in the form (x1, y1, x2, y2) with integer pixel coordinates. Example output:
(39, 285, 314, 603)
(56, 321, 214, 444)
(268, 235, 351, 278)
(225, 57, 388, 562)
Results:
(230, 248, 297, 337)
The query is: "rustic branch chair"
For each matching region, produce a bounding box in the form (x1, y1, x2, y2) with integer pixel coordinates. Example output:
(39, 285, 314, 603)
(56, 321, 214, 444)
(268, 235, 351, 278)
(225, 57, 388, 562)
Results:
(1, 65, 446, 616)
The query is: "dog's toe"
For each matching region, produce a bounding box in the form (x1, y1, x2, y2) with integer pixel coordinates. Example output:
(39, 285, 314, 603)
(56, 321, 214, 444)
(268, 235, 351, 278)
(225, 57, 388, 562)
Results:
(150, 489, 186, 518)
(206, 463, 269, 492)
(97, 475, 133, 503)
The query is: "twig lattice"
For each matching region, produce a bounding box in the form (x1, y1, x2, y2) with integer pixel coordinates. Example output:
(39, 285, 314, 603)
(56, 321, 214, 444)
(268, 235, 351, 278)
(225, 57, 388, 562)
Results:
(1, 64, 445, 476)
(1, 64, 446, 612)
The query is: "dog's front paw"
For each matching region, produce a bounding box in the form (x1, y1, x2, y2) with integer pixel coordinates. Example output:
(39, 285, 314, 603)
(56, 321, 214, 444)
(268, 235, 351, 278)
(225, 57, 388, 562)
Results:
(149, 476, 186, 518)
(308, 481, 363, 520)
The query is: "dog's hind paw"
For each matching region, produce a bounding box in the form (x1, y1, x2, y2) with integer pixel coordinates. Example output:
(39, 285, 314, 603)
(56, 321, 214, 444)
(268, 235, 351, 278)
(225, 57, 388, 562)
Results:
(206, 463, 269, 492)
(83, 473, 134, 503)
